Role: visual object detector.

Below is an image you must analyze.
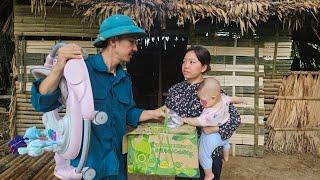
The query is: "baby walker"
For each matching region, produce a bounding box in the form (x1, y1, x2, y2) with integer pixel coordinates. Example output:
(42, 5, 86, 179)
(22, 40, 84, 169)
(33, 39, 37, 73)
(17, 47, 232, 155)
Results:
(29, 43, 107, 179)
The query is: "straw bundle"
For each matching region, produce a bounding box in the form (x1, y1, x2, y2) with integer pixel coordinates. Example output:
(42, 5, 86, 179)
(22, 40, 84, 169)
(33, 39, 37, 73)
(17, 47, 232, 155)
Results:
(266, 73, 320, 154)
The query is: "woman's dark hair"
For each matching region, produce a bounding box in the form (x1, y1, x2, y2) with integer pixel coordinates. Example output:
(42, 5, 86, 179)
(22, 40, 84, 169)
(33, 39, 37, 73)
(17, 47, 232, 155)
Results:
(185, 46, 211, 73)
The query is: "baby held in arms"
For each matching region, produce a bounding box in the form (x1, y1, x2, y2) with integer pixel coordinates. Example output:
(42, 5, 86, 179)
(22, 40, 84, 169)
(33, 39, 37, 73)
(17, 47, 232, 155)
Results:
(169, 77, 246, 180)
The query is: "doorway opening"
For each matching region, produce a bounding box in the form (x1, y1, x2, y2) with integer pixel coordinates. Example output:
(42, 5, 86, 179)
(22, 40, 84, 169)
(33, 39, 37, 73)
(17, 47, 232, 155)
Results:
(127, 36, 188, 109)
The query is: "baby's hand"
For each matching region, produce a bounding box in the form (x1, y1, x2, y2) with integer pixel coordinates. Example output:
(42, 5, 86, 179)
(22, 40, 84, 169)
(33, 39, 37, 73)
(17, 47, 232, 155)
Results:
(161, 105, 169, 115)
(241, 98, 248, 105)
(202, 127, 211, 134)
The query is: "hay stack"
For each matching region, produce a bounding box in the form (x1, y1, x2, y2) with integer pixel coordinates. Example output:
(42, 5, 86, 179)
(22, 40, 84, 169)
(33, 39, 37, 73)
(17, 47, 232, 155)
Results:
(266, 73, 320, 154)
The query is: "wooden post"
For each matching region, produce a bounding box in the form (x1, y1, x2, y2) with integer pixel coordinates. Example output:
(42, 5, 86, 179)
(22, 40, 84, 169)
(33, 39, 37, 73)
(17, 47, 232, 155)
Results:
(232, 36, 238, 97)
(9, 36, 20, 138)
(254, 44, 260, 156)
(18, 37, 26, 92)
(158, 39, 163, 107)
(272, 25, 279, 76)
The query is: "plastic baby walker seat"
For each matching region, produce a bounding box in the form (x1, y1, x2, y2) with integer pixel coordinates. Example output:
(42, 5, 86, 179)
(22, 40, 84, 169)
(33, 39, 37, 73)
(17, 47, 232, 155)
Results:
(30, 43, 108, 180)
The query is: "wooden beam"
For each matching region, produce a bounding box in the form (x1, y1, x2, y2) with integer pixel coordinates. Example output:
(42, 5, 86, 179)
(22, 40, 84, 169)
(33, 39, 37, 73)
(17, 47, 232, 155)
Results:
(254, 44, 260, 156)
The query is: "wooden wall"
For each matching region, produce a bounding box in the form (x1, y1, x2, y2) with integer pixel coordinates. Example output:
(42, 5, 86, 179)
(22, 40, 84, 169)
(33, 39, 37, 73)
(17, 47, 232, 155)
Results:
(13, 40, 292, 156)
(189, 36, 292, 157)
(14, 5, 98, 38)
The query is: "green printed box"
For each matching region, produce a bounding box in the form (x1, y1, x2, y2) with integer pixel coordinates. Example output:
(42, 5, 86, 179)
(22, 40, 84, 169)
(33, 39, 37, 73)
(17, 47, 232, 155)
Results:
(122, 123, 199, 178)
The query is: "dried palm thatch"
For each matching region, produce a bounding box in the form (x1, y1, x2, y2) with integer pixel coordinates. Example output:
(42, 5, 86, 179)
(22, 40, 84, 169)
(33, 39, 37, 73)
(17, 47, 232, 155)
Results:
(30, 0, 320, 35)
(266, 73, 320, 154)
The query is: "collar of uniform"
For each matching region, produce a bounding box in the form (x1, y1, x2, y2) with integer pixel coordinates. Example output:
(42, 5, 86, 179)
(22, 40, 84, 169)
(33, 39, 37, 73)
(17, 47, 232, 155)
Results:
(112, 65, 128, 85)
(92, 54, 108, 72)
(92, 54, 128, 82)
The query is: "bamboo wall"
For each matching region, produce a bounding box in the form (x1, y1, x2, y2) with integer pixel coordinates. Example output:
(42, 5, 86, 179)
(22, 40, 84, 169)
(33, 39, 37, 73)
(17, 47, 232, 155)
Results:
(13, 42, 292, 156)
(189, 36, 292, 157)
(14, 5, 98, 38)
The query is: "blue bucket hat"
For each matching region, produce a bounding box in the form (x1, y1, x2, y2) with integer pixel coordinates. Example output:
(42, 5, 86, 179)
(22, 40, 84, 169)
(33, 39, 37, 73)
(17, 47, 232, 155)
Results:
(93, 14, 147, 48)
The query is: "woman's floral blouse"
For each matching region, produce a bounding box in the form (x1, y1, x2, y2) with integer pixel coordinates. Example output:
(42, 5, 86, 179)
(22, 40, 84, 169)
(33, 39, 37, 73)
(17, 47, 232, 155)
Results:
(165, 81, 241, 157)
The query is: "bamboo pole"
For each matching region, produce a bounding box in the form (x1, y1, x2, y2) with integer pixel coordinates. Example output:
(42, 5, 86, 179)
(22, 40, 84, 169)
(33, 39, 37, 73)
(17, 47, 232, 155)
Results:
(33, 158, 56, 179)
(291, 71, 320, 75)
(0, 155, 29, 177)
(254, 44, 260, 156)
(273, 127, 320, 131)
(275, 96, 320, 100)
(15, 153, 53, 179)
(272, 26, 279, 76)
(8, 38, 19, 138)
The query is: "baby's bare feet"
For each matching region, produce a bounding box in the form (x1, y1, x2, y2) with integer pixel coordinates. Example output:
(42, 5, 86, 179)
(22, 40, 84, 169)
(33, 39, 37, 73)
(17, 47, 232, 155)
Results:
(223, 149, 230, 162)
(204, 173, 214, 180)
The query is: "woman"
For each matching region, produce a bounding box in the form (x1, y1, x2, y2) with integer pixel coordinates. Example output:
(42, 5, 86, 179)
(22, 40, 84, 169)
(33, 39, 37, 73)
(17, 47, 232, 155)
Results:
(165, 46, 241, 180)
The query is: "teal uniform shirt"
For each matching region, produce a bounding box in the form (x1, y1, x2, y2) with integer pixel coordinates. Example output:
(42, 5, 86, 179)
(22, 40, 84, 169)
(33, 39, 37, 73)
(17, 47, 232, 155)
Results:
(31, 54, 143, 179)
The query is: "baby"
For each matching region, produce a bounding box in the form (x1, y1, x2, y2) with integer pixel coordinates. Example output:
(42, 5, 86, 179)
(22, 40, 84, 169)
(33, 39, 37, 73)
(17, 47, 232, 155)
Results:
(179, 77, 245, 180)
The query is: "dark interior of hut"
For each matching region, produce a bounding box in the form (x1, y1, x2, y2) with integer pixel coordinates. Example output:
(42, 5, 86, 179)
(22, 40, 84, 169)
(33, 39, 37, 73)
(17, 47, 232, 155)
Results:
(291, 27, 320, 71)
(0, 0, 14, 97)
(128, 36, 187, 109)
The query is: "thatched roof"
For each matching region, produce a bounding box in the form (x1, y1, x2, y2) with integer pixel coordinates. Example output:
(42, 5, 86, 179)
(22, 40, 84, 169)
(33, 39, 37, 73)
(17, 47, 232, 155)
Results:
(27, 0, 320, 36)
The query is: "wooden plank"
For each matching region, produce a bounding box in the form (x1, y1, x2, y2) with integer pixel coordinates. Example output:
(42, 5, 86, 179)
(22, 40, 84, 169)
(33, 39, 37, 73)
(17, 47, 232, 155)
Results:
(16, 124, 44, 128)
(192, 45, 291, 59)
(14, 24, 97, 33)
(236, 123, 265, 135)
(208, 71, 264, 77)
(229, 133, 264, 146)
(234, 144, 264, 157)
(26, 41, 97, 54)
(254, 45, 260, 155)
(263, 41, 292, 60)
(15, 5, 75, 14)
(236, 107, 265, 116)
(264, 41, 292, 47)
(205, 75, 263, 86)
(16, 111, 42, 115)
(16, 101, 34, 107)
(210, 64, 264, 72)
(14, 5, 98, 38)
(16, 115, 42, 120)
(240, 115, 264, 125)
(14, 31, 97, 38)
(202, 46, 264, 57)
(16, 119, 43, 124)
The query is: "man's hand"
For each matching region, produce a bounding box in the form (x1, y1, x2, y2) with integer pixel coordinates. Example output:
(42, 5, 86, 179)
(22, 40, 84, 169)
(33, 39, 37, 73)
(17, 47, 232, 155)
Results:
(140, 107, 166, 123)
(54, 44, 83, 73)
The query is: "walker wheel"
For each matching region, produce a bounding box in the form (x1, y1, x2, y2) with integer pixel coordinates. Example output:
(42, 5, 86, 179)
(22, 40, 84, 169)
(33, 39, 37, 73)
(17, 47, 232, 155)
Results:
(83, 168, 96, 180)
(94, 111, 108, 125)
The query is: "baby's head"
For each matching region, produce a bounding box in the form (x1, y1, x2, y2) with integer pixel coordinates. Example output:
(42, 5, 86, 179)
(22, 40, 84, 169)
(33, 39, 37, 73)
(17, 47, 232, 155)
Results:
(197, 77, 221, 108)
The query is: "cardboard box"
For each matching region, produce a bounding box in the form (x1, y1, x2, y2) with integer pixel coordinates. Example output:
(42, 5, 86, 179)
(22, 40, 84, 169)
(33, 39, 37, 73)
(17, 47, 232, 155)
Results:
(123, 123, 199, 178)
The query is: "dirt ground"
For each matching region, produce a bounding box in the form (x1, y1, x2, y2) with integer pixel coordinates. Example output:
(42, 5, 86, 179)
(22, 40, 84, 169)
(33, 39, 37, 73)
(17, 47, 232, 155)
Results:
(129, 152, 320, 180)
(220, 152, 319, 180)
